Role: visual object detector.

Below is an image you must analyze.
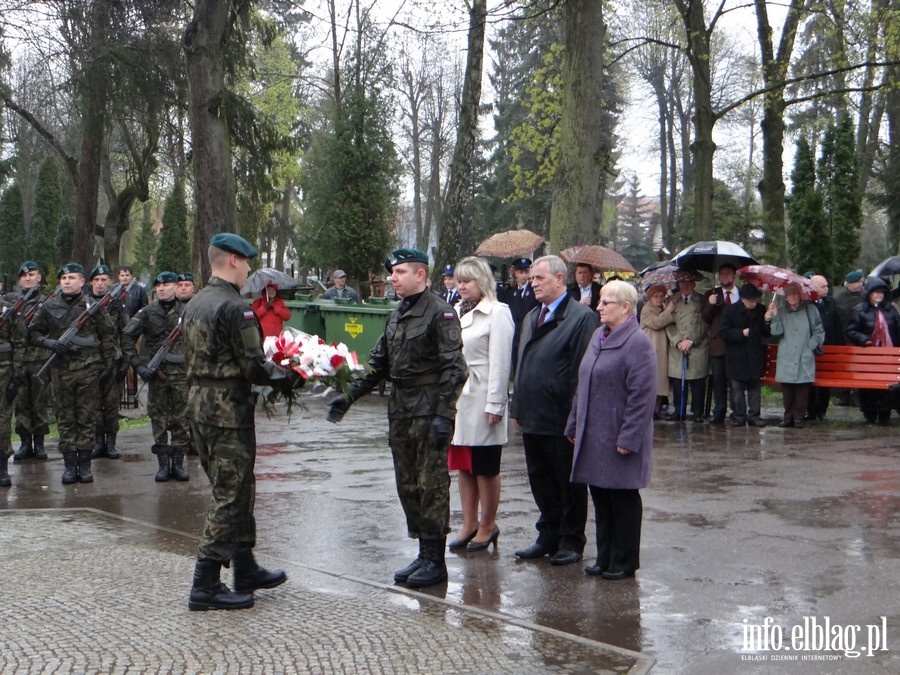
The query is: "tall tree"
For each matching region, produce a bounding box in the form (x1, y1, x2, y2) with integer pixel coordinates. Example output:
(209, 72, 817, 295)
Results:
(156, 177, 191, 274)
(819, 111, 862, 277)
(787, 136, 831, 277)
(0, 184, 26, 281)
(134, 201, 157, 273)
(30, 156, 65, 279)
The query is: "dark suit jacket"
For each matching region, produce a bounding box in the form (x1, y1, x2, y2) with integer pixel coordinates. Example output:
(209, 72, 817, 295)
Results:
(814, 295, 844, 345)
(566, 281, 602, 310)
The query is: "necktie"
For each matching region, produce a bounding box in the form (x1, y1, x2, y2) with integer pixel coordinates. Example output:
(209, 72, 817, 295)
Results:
(683, 296, 689, 305)
(725, 291, 732, 305)
(537, 306, 549, 326)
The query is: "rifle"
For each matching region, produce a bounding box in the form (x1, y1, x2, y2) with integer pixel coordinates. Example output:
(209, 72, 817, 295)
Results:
(0, 286, 39, 329)
(144, 317, 183, 381)
(23, 288, 59, 327)
(35, 281, 126, 379)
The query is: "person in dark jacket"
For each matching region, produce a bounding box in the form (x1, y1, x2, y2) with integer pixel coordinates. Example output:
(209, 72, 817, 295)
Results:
(806, 275, 843, 420)
(118, 265, 149, 318)
(719, 283, 770, 427)
(511, 255, 599, 566)
(566, 263, 602, 310)
(845, 276, 900, 424)
(701, 263, 739, 423)
(505, 258, 540, 371)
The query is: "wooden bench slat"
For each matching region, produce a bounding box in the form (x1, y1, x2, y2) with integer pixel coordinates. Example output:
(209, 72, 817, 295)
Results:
(761, 344, 900, 390)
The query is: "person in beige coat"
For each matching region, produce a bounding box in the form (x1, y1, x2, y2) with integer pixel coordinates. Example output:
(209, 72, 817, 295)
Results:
(665, 278, 711, 422)
(640, 284, 675, 418)
(447, 257, 514, 552)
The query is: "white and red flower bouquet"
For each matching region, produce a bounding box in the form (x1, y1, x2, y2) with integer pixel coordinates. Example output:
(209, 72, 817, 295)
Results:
(264, 327, 365, 396)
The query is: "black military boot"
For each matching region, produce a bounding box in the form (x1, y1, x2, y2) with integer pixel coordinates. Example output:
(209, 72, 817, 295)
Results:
(105, 433, 120, 459)
(61, 450, 78, 485)
(169, 450, 189, 481)
(0, 454, 11, 487)
(76, 450, 94, 483)
(33, 435, 47, 460)
(91, 430, 108, 459)
(186, 437, 198, 456)
(13, 435, 33, 462)
(393, 539, 425, 583)
(153, 445, 170, 482)
(188, 559, 255, 611)
(232, 548, 287, 593)
(405, 538, 448, 588)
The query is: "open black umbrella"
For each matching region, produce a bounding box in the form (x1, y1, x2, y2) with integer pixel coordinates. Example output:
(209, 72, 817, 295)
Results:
(870, 256, 900, 277)
(670, 240, 757, 273)
(241, 268, 298, 296)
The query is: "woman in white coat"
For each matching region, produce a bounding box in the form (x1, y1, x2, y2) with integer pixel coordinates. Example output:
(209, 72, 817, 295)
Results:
(447, 257, 514, 552)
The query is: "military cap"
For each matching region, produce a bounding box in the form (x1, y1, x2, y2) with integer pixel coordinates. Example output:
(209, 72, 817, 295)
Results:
(177, 271, 194, 282)
(154, 271, 178, 285)
(18, 260, 39, 277)
(845, 269, 863, 283)
(511, 258, 532, 270)
(803, 270, 815, 279)
(209, 232, 258, 259)
(384, 248, 428, 272)
(443, 265, 455, 277)
(89, 264, 111, 281)
(57, 263, 84, 279)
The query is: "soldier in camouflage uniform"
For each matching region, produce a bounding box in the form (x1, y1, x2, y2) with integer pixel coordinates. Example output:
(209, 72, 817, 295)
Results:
(7, 262, 52, 462)
(0, 294, 26, 487)
(183, 234, 292, 612)
(28, 263, 118, 484)
(328, 248, 467, 589)
(86, 265, 129, 460)
(122, 271, 190, 482)
(175, 272, 198, 456)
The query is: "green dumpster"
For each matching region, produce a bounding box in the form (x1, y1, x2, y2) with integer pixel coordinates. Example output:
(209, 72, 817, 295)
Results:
(319, 302, 396, 359)
(283, 297, 326, 337)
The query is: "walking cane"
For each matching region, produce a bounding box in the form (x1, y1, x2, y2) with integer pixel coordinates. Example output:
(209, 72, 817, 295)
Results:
(680, 353, 689, 420)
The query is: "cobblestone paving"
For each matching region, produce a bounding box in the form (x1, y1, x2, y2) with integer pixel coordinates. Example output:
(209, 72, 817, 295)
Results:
(0, 511, 650, 674)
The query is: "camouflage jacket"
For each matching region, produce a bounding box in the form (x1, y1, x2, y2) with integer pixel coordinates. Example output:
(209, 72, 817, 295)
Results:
(182, 276, 271, 429)
(87, 290, 128, 352)
(122, 299, 184, 371)
(351, 290, 467, 420)
(0, 298, 26, 374)
(4, 288, 50, 363)
(28, 292, 118, 371)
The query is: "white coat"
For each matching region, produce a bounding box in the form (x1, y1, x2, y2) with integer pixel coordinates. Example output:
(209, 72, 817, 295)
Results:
(450, 298, 514, 447)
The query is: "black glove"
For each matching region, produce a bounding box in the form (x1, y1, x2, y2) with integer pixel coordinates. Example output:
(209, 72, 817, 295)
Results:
(98, 367, 116, 389)
(118, 361, 131, 379)
(327, 395, 351, 423)
(428, 416, 454, 447)
(136, 365, 155, 383)
(43, 339, 71, 356)
(5, 377, 18, 403)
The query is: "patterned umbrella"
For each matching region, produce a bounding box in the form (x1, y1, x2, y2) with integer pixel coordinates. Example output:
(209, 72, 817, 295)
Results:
(670, 240, 757, 272)
(475, 229, 545, 258)
(559, 245, 636, 273)
(737, 264, 819, 300)
(639, 264, 703, 291)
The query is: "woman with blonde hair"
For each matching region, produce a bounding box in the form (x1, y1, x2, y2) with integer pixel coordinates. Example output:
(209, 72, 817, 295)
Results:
(447, 257, 514, 551)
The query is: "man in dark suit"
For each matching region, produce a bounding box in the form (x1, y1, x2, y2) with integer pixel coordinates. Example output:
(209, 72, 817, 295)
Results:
(807, 274, 843, 420)
(701, 263, 739, 424)
(505, 258, 539, 365)
(567, 263, 602, 311)
(439, 265, 459, 305)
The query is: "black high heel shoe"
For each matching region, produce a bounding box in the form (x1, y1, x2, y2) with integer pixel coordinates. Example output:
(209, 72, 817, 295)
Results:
(448, 529, 478, 550)
(466, 525, 500, 551)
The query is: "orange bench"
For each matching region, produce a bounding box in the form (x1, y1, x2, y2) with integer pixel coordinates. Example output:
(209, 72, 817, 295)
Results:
(761, 344, 900, 389)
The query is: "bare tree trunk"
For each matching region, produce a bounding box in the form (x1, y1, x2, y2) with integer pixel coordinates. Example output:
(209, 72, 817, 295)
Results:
(183, 0, 239, 280)
(435, 0, 486, 275)
(548, 0, 606, 251)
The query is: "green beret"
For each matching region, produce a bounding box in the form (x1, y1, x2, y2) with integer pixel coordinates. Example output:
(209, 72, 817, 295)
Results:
(89, 264, 111, 281)
(385, 248, 428, 272)
(18, 261, 39, 277)
(57, 263, 84, 279)
(210, 232, 258, 259)
(154, 271, 178, 285)
(845, 269, 863, 283)
(177, 271, 194, 282)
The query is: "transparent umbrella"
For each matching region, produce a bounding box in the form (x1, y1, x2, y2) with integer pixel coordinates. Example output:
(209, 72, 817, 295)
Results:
(241, 268, 298, 296)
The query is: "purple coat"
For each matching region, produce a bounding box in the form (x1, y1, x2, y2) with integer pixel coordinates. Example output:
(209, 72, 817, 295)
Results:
(564, 318, 656, 489)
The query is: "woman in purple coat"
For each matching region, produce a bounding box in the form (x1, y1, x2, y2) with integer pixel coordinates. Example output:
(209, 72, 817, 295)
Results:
(565, 280, 656, 580)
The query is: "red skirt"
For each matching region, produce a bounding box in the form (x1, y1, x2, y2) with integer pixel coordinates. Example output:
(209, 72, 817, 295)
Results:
(447, 444, 472, 472)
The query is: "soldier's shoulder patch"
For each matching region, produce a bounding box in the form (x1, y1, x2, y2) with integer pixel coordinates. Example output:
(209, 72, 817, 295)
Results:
(442, 311, 455, 320)
(243, 310, 256, 320)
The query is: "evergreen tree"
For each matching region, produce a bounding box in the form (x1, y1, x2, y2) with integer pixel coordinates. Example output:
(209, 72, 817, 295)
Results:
(155, 177, 190, 274)
(30, 156, 65, 282)
(818, 111, 862, 278)
(787, 136, 832, 278)
(0, 183, 27, 282)
(134, 201, 157, 272)
(616, 177, 654, 270)
(55, 215, 74, 267)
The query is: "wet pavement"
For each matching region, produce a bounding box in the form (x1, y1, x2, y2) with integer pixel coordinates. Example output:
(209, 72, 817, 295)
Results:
(2, 392, 899, 673)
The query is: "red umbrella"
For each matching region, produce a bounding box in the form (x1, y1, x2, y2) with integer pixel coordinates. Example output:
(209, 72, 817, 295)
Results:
(737, 265, 819, 301)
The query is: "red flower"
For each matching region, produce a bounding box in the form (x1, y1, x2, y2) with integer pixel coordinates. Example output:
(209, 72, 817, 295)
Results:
(330, 354, 345, 369)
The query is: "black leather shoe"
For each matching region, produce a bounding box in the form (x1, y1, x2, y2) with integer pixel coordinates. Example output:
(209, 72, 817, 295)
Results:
(732, 419, 746, 427)
(709, 417, 725, 425)
(448, 529, 477, 551)
(584, 563, 605, 576)
(601, 569, 634, 580)
(748, 419, 766, 427)
(549, 549, 582, 566)
(394, 557, 424, 583)
(189, 560, 254, 611)
(793, 420, 804, 429)
(405, 559, 448, 588)
(515, 543, 553, 559)
(693, 415, 706, 424)
(778, 420, 794, 428)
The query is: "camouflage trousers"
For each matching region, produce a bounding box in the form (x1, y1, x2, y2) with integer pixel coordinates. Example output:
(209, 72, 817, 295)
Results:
(96, 373, 123, 435)
(192, 421, 257, 562)
(0, 367, 13, 459)
(148, 374, 190, 448)
(15, 360, 50, 436)
(388, 416, 452, 540)
(52, 362, 101, 451)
